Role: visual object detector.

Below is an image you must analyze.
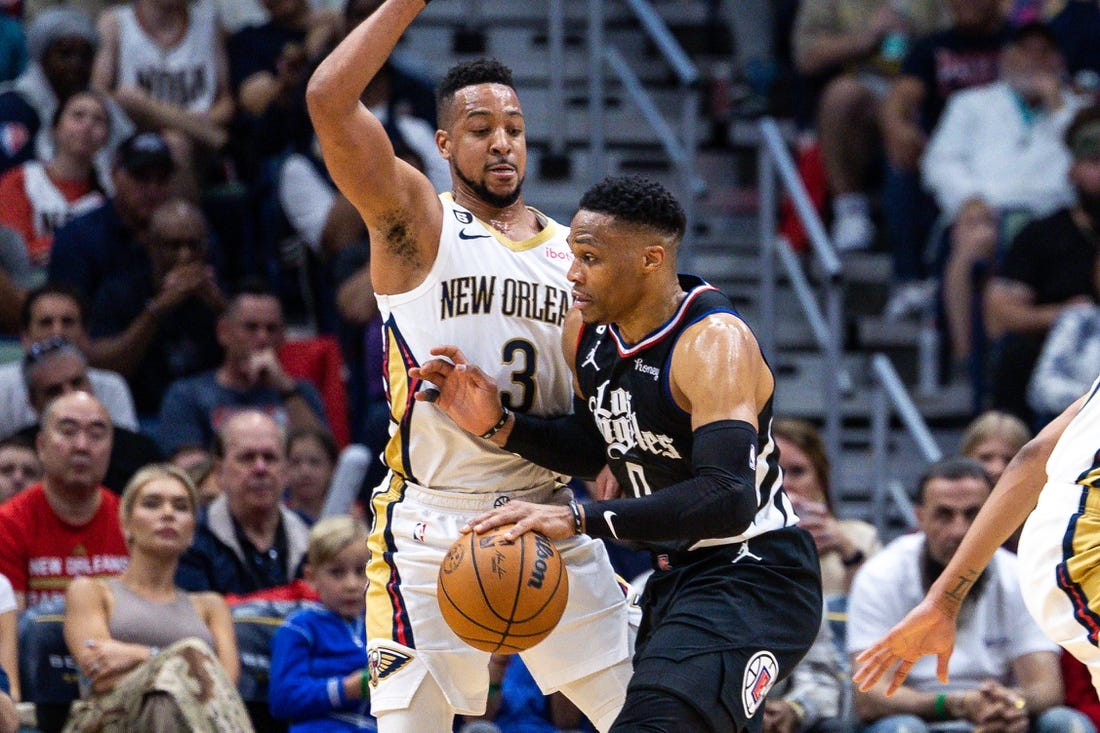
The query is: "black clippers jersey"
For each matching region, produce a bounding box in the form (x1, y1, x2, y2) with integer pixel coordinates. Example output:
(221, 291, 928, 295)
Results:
(574, 275, 793, 553)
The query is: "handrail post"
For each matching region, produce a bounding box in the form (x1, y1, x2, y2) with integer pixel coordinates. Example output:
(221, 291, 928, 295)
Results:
(871, 380, 888, 537)
(546, 0, 566, 164)
(587, 0, 607, 184)
(823, 283, 843, 465)
(679, 82, 698, 254)
(757, 138, 776, 362)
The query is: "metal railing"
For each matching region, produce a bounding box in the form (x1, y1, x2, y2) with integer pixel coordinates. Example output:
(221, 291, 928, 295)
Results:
(869, 354, 944, 536)
(756, 117, 847, 462)
(586, 0, 701, 248)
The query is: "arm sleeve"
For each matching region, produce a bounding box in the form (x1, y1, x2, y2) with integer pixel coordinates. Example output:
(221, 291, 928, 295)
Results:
(503, 395, 608, 480)
(582, 420, 760, 542)
(268, 620, 348, 720)
(921, 93, 983, 217)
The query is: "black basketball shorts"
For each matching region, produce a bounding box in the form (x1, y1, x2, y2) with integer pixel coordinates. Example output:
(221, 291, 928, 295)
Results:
(617, 526, 823, 733)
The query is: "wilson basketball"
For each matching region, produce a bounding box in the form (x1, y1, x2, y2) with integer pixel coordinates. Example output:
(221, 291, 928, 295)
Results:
(438, 524, 569, 654)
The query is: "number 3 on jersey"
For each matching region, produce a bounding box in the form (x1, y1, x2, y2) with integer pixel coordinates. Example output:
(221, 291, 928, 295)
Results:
(501, 339, 536, 412)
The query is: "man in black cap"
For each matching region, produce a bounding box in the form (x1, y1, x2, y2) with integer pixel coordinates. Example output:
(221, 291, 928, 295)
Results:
(46, 130, 174, 303)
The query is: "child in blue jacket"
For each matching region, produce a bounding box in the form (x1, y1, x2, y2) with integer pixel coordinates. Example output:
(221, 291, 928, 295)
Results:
(270, 516, 376, 732)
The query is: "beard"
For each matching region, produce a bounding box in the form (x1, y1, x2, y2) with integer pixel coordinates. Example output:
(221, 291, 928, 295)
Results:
(453, 161, 524, 209)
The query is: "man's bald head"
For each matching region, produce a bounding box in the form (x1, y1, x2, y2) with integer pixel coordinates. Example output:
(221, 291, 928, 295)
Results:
(38, 391, 112, 495)
(215, 410, 287, 520)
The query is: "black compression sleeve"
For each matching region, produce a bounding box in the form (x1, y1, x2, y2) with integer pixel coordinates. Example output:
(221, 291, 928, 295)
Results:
(503, 395, 607, 480)
(583, 420, 760, 541)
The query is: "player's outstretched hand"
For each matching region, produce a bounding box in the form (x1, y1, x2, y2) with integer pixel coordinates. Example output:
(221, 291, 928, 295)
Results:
(852, 597, 957, 695)
(410, 345, 505, 436)
(462, 500, 576, 542)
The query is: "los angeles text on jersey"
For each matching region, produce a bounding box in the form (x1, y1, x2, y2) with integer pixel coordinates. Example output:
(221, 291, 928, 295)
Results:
(589, 380, 681, 460)
(439, 276, 570, 326)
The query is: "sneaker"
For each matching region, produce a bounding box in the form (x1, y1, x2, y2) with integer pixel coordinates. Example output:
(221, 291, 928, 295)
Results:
(831, 209, 875, 252)
(883, 279, 937, 321)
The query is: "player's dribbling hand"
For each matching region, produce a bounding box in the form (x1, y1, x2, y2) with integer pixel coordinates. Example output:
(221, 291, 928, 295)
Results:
(411, 345, 506, 436)
(462, 500, 576, 542)
(852, 597, 957, 695)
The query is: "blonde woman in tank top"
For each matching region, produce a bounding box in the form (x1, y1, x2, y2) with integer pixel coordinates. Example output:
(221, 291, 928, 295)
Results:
(62, 464, 254, 732)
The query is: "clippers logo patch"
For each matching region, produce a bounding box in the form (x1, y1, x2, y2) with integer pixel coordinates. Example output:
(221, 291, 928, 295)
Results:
(368, 647, 412, 683)
(742, 650, 778, 718)
(453, 209, 473, 224)
(413, 522, 426, 543)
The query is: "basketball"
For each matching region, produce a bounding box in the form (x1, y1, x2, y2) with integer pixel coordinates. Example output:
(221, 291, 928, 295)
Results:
(437, 524, 569, 654)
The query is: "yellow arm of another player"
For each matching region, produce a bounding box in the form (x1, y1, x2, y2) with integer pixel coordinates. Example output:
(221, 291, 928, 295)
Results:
(853, 391, 1087, 695)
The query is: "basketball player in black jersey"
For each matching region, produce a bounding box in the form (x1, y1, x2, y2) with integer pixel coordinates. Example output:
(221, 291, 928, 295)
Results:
(411, 175, 823, 733)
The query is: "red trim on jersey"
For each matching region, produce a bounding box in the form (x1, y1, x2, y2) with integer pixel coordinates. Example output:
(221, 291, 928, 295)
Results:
(607, 284, 719, 357)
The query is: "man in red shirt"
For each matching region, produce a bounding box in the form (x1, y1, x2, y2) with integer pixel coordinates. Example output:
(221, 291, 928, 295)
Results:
(0, 390, 128, 609)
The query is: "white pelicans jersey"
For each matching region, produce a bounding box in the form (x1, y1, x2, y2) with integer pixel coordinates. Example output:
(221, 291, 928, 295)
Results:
(375, 193, 575, 494)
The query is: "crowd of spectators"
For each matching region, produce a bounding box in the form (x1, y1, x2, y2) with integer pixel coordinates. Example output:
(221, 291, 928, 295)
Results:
(0, 0, 1097, 732)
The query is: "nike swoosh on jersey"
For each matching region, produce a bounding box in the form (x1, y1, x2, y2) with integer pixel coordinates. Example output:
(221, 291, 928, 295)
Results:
(603, 510, 620, 540)
(458, 228, 491, 240)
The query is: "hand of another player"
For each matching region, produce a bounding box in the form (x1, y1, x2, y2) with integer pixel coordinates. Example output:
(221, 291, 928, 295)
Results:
(593, 465, 622, 500)
(462, 500, 576, 542)
(410, 346, 507, 437)
(852, 597, 957, 695)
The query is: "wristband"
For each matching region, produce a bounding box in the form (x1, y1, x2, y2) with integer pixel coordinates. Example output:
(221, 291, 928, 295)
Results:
(360, 668, 369, 699)
(934, 693, 949, 721)
(568, 500, 584, 535)
(279, 384, 303, 400)
(480, 407, 511, 439)
(488, 682, 502, 696)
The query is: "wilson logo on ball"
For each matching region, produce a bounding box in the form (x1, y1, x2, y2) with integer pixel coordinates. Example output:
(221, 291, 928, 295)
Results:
(437, 524, 569, 654)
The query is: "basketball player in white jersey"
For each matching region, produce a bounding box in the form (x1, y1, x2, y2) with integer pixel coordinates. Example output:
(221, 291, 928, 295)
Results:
(854, 377, 1100, 696)
(306, 2, 633, 731)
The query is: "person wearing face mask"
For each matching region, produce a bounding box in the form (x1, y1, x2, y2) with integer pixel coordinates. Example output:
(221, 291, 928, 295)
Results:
(62, 464, 253, 732)
(985, 105, 1100, 427)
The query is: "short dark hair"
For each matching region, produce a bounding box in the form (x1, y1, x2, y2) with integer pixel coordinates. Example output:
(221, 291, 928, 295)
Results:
(915, 456, 991, 505)
(1066, 105, 1100, 150)
(578, 175, 687, 240)
(437, 58, 515, 123)
(20, 283, 88, 332)
(1008, 20, 1058, 49)
(286, 426, 338, 465)
(223, 277, 281, 319)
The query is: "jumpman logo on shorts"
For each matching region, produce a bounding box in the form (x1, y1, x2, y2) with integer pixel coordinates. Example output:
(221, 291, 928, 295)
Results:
(731, 542, 763, 564)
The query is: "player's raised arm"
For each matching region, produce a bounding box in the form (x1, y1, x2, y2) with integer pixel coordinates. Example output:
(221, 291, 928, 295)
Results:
(852, 391, 1086, 695)
(306, 0, 441, 291)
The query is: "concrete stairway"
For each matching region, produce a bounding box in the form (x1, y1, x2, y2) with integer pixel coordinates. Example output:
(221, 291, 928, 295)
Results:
(405, 0, 975, 534)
